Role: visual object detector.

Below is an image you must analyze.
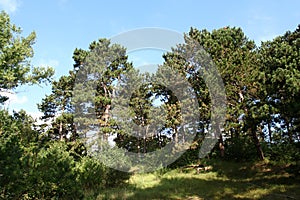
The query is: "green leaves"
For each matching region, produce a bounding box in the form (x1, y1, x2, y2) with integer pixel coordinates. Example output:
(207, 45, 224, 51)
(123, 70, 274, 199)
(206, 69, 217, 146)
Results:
(1, 8, 300, 198)
(260, 25, 300, 143)
(0, 11, 54, 103)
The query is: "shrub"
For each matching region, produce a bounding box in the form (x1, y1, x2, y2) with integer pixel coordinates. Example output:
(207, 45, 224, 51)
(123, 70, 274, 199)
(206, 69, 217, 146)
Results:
(224, 136, 257, 161)
(27, 142, 83, 199)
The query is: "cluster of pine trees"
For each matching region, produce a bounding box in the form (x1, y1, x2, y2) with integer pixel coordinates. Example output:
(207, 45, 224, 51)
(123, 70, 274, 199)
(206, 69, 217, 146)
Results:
(1, 10, 299, 199)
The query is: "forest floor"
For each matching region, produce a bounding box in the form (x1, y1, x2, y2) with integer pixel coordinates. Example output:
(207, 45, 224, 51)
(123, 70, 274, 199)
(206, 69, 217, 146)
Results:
(90, 159, 300, 200)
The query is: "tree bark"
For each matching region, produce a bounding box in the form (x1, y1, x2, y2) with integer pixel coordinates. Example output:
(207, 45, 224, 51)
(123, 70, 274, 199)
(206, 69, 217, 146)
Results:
(251, 127, 264, 160)
(59, 106, 65, 141)
(101, 83, 111, 142)
(268, 105, 272, 143)
(268, 121, 272, 143)
(59, 121, 64, 141)
(174, 127, 178, 144)
(219, 133, 225, 158)
(286, 118, 293, 144)
(137, 139, 141, 157)
(143, 135, 146, 153)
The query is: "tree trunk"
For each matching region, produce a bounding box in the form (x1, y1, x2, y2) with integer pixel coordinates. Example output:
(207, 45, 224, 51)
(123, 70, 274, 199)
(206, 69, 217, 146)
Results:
(258, 126, 265, 142)
(137, 139, 141, 157)
(174, 127, 178, 144)
(101, 82, 111, 142)
(59, 105, 65, 141)
(102, 104, 111, 126)
(101, 104, 111, 141)
(143, 135, 146, 153)
(251, 127, 264, 160)
(59, 121, 64, 141)
(286, 118, 293, 143)
(158, 132, 162, 149)
(268, 105, 272, 143)
(268, 120, 272, 143)
(219, 133, 225, 158)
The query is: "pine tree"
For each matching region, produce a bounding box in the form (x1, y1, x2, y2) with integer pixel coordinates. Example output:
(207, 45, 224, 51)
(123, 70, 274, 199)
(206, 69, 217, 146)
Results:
(38, 72, 75, 141)
(0, 11, 54, 103)
(260, 25, 300, 144)
(163, 27, 266, 160)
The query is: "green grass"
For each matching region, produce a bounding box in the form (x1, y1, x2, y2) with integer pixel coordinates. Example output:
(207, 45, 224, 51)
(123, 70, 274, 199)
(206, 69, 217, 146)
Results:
(90, 160, 300, 200)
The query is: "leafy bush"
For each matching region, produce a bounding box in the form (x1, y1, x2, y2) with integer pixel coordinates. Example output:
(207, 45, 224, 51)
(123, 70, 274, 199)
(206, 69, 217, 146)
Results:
(92, 146, 131, 187)
(265, 142, 300, 163)
(0, 111, 25, 199)
(224, 136, 257, 161)
(76, 156, 107, 191)
(26, 142, 83, 199)
(167, 148, 199, 169)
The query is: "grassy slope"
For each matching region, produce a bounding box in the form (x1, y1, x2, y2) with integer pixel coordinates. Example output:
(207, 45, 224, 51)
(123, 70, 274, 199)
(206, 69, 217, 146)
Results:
(92, 160, 300, 200)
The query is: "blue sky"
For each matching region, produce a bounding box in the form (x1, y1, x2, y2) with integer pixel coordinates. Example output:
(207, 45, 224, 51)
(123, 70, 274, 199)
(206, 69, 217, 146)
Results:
(0, 0, 299, 118)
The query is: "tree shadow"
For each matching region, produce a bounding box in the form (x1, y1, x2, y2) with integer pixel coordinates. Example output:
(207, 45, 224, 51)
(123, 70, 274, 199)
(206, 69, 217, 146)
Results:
(97, 160, 300, 199)
(126, 174, 299, 200)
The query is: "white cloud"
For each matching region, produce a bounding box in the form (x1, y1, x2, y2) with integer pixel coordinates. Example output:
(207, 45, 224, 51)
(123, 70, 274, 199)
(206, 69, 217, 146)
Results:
(0, 90, 28, 115)
(127, 50, 165, 74)
(128, 54, 151, 66)
(26, 111, 51, 126)
(27, 111, 43, 120)
(127, 54, 160, 74)
(36, 58, 59, 68)
(258, 33, 279, 43)
(0, 93, 49, 125)
(246, 10, 278, 45)
(11, 94, 27, 104)
(247, 14, 272, 24)
(0, 0, 21, 13)
(0, 90, 28, 106)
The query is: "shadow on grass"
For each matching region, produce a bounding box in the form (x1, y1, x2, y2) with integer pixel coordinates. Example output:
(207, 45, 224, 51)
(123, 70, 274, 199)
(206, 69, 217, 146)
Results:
(126, 176, 299, 200)
(96, 161, 300, 200)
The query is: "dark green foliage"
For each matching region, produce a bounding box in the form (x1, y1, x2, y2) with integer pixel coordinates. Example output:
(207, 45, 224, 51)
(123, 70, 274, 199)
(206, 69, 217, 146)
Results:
(27, 142, 82, 199)
(38, 72, 76, 141)
(0, 110, 24, 199)
(76, 156, 107, 191)
(260, 25, 300, 144)
(105, 169, 131, 187)
(265, 142, 300, 162)
(0, 11, 132, 199)
(0, 110, 131, 199)
(167, 148, 200, 169)
(224, 136, 258, 161)
(1, 9, 300, 198)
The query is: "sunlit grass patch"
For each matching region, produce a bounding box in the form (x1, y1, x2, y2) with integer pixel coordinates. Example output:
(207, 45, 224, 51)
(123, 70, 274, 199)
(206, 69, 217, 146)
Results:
(94, 160, 300, 200)
(129, 173, 161, 189)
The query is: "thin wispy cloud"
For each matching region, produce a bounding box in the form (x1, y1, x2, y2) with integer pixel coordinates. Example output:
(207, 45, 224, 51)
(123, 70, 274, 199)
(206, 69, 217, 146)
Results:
(57, 0, 68, 8)
(246, 8, 278, 44)
(0, 90, 28, 108)
(27, 111, 48, 125)
(128, 54, 152, 67)
(248, 14, 273, 24)
(258, 33, 279, 43)
(0, 0, 21, 13)
(36, 58, 59, 68)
